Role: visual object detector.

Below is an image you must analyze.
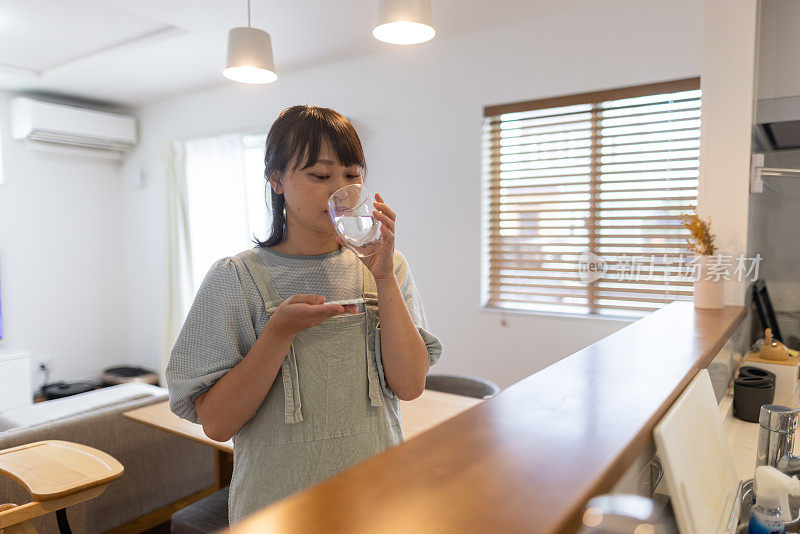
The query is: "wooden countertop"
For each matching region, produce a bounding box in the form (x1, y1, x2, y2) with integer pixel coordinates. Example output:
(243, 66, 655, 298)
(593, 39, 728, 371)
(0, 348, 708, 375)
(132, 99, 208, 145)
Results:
(228, 301, 746, 534)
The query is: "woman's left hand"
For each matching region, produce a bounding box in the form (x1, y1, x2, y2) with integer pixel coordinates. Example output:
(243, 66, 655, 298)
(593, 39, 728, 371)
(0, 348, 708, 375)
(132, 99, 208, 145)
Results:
(335, 193, 395, 281)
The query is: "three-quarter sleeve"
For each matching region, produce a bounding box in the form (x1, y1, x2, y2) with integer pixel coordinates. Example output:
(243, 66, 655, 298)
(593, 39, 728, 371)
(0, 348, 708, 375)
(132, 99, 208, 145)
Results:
(374, 251, 443, 379)
(165, 257, 257, 424)
(395, 251, 443, 367)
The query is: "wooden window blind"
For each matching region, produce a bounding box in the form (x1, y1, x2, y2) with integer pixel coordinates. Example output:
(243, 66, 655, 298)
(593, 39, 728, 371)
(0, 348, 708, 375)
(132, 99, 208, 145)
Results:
(482, 78, 701, 318)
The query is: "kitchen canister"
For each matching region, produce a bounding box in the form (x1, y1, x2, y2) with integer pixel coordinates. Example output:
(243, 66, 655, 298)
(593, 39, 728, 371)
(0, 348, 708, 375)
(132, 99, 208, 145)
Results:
(734, 366, 777, 423)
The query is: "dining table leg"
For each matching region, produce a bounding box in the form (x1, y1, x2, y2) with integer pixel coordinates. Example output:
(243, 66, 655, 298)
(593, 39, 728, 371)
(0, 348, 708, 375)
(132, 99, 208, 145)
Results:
(214, 449, 233, 489)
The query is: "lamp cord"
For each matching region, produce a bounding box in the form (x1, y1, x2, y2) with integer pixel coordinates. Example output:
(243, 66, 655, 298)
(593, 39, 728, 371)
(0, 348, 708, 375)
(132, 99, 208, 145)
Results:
(247, 0, 251, 27)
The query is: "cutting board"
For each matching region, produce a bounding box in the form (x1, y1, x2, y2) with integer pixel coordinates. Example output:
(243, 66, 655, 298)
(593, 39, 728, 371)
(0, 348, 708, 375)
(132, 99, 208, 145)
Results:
(654, 369, 741, 534)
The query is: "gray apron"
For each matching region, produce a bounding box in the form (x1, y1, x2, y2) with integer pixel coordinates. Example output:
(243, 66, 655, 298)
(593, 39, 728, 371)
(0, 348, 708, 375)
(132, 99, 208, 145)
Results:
(228, 248, 403, 524)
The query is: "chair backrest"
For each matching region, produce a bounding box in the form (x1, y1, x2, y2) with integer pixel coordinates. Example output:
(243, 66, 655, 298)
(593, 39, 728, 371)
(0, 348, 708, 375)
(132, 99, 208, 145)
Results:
(424, 374, 500, 399)
(170, 485, 229, 534)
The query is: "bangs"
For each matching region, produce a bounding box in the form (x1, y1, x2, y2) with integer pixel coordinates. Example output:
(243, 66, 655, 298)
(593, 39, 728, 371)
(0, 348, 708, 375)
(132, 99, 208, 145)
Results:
(287, 108, 366, 171)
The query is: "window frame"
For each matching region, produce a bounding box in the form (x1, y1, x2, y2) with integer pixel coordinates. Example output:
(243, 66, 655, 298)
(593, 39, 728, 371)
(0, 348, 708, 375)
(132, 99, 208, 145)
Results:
(481, 77, 702, 320)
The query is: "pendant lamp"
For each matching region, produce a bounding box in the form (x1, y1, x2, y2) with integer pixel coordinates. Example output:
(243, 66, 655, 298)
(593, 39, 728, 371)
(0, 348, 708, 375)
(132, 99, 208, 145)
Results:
(223, 0, 277, 84)
(373, 0, 436, 45)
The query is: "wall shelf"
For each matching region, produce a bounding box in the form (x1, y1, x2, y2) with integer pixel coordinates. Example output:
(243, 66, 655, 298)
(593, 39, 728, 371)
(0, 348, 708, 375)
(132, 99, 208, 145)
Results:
(750, 153, 800, 193)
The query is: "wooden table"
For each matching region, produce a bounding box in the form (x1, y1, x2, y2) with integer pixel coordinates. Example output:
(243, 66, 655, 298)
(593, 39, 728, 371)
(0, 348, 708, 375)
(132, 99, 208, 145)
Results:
(226, 302, 746, 534)
(124, 389, 482, 488)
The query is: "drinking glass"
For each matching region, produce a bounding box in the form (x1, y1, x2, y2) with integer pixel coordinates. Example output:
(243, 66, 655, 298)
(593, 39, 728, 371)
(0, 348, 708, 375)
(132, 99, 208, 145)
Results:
(327, 183, 383, 257)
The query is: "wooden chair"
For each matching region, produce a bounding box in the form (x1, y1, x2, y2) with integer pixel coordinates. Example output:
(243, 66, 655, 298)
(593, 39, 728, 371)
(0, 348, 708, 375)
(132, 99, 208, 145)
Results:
(0, 440, 124, 534)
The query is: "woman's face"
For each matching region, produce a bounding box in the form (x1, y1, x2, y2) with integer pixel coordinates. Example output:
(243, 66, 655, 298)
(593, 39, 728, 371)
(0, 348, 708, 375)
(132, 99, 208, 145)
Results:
(270, 140, 364, 236)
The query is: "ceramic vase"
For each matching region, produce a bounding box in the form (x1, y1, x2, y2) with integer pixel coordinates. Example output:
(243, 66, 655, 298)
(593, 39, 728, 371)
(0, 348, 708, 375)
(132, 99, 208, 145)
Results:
(693, 255, 725, 309)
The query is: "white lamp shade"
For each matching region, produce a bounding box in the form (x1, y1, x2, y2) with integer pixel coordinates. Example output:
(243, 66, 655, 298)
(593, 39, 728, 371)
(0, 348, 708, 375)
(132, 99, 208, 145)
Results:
(373, 0, 435, 45)
(223, 27, 277, 84)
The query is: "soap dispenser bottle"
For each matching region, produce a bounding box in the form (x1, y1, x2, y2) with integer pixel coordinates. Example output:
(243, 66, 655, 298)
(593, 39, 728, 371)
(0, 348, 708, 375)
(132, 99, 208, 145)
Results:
(749, 465, 800, 534)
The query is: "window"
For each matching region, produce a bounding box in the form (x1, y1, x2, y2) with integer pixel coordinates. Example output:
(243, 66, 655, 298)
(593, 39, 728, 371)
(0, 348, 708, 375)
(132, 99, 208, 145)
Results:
(242, 132, 271, 246)
(184, 132, 270, 294)
(482, 78, 701, 318)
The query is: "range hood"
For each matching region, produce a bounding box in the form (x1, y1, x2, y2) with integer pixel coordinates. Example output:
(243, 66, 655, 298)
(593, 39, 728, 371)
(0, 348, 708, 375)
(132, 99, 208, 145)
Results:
(755, 95, 800, 151)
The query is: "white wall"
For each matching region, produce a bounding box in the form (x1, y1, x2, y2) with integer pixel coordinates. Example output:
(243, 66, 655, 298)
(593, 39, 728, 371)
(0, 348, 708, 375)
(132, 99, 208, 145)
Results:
(122, 0, 703, 389)
(696, 0, 759, 307)
(0, 91, 129, 389)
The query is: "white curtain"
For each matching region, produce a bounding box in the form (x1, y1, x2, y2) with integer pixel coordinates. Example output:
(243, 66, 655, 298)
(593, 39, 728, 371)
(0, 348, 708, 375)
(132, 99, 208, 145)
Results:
(159, 132, 268, 383)
(184, 134, 255, 287)
(160, 140, 194, 387)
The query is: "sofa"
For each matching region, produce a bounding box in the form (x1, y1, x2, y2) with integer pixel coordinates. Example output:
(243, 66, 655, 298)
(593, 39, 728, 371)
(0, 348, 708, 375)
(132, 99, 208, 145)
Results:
(0, 383, 215, 533)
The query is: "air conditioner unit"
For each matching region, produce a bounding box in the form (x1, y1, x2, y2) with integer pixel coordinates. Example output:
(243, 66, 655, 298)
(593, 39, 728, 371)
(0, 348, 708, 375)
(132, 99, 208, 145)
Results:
(9, 96, 137, 159)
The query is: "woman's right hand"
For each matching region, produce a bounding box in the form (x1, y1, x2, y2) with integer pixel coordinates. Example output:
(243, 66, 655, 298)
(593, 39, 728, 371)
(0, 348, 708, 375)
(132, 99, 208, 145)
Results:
(266, 294, 357, 339)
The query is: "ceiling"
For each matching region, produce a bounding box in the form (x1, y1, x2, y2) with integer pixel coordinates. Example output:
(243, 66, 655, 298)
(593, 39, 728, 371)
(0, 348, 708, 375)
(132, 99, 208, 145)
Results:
(0, 0, 550, 108)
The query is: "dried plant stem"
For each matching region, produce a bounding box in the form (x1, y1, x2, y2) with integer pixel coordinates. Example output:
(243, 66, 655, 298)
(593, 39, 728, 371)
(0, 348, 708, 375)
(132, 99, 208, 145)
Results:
(680, 212, 717, 256)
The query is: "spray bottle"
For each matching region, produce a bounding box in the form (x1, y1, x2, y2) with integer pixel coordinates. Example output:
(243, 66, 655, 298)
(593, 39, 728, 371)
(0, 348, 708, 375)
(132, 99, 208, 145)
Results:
(749, 465, 800, 534)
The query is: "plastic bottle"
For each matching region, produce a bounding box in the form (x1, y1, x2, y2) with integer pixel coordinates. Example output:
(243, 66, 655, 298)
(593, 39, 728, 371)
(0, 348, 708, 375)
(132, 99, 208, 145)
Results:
(749, 465, 800, 534)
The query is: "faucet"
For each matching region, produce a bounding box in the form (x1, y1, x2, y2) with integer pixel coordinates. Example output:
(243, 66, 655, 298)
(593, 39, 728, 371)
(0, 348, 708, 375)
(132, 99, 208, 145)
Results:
(756, 404, 800, 530)
(758, 404, 800, 474)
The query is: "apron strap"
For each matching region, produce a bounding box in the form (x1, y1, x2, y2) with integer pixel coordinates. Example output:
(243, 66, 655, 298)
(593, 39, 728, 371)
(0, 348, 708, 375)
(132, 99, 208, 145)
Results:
(362, 263, 384, 406)
(237, 249, 303, 424)
(237, 249, 283, 310)
(361, 261, 379, 300)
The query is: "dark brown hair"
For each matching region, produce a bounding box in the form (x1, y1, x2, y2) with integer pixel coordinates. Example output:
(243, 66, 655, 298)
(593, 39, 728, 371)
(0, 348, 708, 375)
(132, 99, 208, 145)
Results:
(255, 105, 367, 247)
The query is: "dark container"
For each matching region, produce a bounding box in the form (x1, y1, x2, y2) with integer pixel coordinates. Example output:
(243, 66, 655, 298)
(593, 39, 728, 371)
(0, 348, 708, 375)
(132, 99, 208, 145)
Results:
(733, 366, 776, 423)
